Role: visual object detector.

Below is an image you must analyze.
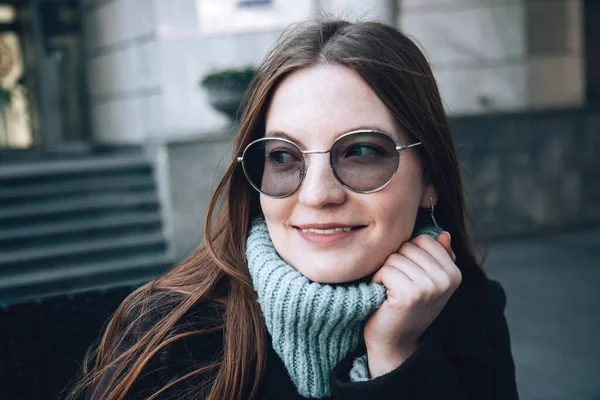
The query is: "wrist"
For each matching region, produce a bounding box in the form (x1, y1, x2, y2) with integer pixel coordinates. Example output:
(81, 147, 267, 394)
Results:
(365, 342, 418, 378)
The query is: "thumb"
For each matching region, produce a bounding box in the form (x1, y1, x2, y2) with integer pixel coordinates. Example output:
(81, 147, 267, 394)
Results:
(436, 231, 456, 262)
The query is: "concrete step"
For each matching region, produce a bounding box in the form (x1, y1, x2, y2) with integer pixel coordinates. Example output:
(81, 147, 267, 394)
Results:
(0, 154, 151, 180)
(0, 220, 162, 252)
(0, 174, 154, 202)
(1, 202, 159, 230)
(0, 232, 166, 267)
(0, 185, 157, 209)
(0, 253, 175, 305)
(0, 211, 161, 241)
(0, 149, 171, 305)
(0, 191, 159, 223)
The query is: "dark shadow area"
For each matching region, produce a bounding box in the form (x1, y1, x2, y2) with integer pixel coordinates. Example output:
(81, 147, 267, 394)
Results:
(0, 285, 135, 400)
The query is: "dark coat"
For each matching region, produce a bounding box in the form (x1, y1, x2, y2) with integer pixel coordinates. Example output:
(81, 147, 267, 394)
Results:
(117, 274, 519, 400)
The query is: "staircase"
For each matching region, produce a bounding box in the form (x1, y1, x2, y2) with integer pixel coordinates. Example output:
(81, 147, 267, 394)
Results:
(0, 149, 175, 304)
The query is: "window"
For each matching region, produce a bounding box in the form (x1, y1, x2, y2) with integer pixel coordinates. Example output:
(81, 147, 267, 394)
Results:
(0, 5, 16, 23)
(238, 0, 272, 7)
(197, 0, 313, 36)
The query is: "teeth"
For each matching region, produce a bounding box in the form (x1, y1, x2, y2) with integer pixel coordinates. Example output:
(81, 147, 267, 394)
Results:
(302, 227, 352, 234)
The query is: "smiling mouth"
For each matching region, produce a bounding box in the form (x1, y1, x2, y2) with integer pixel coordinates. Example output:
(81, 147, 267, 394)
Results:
(294, 225, 365, 245)
(301, 227, 352, 234)
(295, 226, 366, 234)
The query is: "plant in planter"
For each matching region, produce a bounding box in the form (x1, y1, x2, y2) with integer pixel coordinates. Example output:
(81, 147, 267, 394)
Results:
(200, 66, 256, 121)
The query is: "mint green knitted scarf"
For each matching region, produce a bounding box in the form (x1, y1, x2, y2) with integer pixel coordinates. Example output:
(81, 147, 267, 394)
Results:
(246, 216, 440, 398)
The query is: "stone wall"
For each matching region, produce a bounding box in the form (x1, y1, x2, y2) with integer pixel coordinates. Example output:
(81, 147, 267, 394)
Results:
(399, 0, 584, 115)
(82, 0, 591, 146)
(81, 0, 162, 144)
(81, 0, 283, 145)
(166, 136, 233, 260)
(453, 107, 600, 239)
(164, 108, 600, 261)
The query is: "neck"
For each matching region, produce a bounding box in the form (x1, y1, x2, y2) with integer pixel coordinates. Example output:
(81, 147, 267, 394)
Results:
(245, 214, 442, 398)
(246, 217, 386, 398)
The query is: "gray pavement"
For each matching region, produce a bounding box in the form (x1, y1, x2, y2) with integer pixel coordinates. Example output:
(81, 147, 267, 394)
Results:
(484, 227, 600, 400)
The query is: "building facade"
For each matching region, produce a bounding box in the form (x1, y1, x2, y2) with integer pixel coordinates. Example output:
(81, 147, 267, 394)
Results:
(0, 0, 595, 148)
(79, 0, 589, 145)
(0, 0, 599, 301)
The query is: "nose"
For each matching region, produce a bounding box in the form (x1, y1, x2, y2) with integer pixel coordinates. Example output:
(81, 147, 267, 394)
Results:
(297, 153, 347, 208)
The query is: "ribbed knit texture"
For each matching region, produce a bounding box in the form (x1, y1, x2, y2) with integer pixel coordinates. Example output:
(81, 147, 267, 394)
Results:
(349, 354, 370, 382)
(246, 216, 441, 398)
(246, 217, 386, 398)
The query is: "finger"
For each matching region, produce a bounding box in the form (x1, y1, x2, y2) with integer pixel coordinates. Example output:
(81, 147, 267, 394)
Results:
(411, 234, 454, 269)
(436, 231, 456, 262)
(384, 253, 437, 293)
(409, 236, 461, 284)
(397, 243, 453, 289)
(371, 264, 413, 290)
(371, 264, 429, 307)
(436, 231, 452, 254)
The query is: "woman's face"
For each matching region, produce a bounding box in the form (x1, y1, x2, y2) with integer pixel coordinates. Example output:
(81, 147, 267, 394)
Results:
(260, 64, 435, 283)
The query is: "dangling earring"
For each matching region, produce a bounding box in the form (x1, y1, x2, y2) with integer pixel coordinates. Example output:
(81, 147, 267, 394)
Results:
(429, 195, 440, 231)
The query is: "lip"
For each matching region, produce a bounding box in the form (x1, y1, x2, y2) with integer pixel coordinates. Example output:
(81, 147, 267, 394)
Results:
(295, 223, 359, 230)
(294, 224, 365, 245)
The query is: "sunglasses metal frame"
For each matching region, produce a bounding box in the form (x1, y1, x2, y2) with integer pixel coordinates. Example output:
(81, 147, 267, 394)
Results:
(236, 129, 422, 198)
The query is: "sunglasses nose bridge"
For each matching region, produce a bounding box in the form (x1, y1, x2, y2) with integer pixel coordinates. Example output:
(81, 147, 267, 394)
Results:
(299, 149, 335, 177)
(301, 149, 331, 155)
(296, 150, 348, 205)
(296, 148, 340, 182)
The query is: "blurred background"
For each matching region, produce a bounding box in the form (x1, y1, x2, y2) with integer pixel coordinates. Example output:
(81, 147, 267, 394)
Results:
(0, 0, 598, 399)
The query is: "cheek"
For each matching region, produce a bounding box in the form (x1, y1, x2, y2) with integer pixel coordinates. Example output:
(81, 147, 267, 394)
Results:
(387, 162, 425, 211)
(259, 196, 275, 221)
(260, 195, 293, 223)
(374, 196, 414, 235)
(376, 183, 421, 215)
(370, 177, 424, 231)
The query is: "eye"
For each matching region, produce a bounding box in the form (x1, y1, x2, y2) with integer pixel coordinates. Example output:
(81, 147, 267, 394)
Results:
(269, 150, 298, 164)
(345, 144, 384, 158)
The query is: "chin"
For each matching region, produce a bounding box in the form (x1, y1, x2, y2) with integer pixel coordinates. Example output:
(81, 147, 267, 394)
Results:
(296, 262, 369, 284)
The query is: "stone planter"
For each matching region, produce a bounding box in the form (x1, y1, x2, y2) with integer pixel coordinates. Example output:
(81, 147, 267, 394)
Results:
(204, 83, 247, 121)
(200, 67, 256, 122)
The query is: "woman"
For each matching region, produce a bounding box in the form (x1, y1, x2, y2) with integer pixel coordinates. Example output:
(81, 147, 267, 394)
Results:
(68, 19, 518, 400)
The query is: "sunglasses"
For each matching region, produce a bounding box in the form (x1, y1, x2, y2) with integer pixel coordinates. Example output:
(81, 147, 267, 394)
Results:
(236, 129, 422, 198)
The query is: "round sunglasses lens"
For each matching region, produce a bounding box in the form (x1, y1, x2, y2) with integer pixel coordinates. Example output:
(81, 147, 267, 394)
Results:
(331, 132, 399, 191)
(243, 139, 304, 197)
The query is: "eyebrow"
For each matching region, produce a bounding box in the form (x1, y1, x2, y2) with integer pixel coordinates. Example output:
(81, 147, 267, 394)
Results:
(265, 125, 400, 148)
(264, 131, 304, 146)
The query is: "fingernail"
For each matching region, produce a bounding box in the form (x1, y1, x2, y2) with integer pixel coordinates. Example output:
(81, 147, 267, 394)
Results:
(442, 231, 451, 242)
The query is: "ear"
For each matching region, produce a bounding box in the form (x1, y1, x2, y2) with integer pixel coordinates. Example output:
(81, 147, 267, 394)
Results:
(419, 183, 437, 209)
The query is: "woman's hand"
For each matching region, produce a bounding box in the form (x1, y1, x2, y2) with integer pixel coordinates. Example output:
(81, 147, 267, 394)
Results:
(364, 231, 462, 378)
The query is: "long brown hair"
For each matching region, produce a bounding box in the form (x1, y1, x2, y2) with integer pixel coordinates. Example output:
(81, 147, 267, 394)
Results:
(66, 19, 485, 400)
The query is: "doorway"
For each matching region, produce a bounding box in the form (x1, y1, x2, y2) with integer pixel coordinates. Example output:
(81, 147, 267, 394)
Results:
(0, 0, 89, 152)
(0, 2, 36, 149)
